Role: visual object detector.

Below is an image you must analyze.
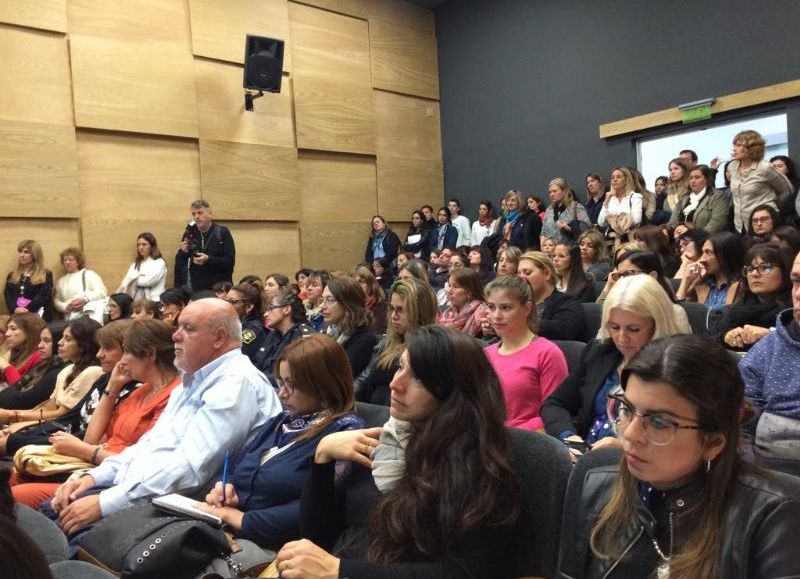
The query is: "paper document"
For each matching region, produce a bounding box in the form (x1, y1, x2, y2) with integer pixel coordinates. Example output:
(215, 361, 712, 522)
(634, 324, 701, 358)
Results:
(152, 493, 223, 527)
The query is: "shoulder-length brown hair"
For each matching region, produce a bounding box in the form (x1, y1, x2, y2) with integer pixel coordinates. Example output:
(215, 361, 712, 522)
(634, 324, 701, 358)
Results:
(326, 276, 372, 336)
(274, 333, 355, 442)
(8, 312, 46, 366)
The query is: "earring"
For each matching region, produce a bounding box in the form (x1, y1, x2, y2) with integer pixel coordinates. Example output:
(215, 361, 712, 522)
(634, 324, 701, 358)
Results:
(704, 458, 712, 474)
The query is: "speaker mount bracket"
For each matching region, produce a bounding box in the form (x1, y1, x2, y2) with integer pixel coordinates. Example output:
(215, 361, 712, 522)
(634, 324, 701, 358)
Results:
(244, 90, 264, 112)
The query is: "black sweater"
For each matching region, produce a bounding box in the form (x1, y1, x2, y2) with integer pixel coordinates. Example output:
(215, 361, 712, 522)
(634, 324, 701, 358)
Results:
(4, 271, 54, 321)
(538, 290, 588, 342)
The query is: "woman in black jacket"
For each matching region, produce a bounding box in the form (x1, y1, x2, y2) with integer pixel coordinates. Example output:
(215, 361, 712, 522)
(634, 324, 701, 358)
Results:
(364, 216, 401, 266)
(498, 189, 542, 251)
(558, 334, 800, 579)
(402, 211, 431, 261)
(321, 277, 378, 379)
(4, 240, 54, 321)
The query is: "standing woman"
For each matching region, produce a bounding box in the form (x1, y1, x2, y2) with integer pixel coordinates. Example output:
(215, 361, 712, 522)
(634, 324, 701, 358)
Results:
(438, 268, 488, 338)
(553, 243, 596, 302)
(578, 229, 611, 281)
(364, 215, 400, 266)
(676, 232, 744, 309)
(598, 167, 643, 248)
(558, 334, 800, 579)
(527, 195, 546, 222)
(403, 210, 430, 260)
(585, 173, 606, 225)
(484, 275, 568, 431)
(498, 189, 542, 251)
(0, 320, 66, 410)
(540, 177, 591, 245)
(353, 266, 387, 334)
(356, 278, 437, 405)
(432, 207, 458, 251)
(117, 233, 167, 302)
(729, 130, 794, 234)
(669, 165, 731, 234)
(4, 240, 54, 321)
(664, 157, 692, 213)
(54, 247, 108, 323)
(321, 277, 378, 378)
(471, 200, 500, 246)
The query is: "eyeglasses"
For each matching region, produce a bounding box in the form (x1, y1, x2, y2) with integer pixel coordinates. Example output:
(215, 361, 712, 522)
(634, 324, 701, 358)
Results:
(751, 216, 772, 224)
(223, 298, 247, 305)
(388, 305, 405, 317)
(266, 303, 287, 311)
(610, 269, 643, 282)
(275, 378, 295, 395)
(742, 262, 775, 277)
(606, 394, 708, 446)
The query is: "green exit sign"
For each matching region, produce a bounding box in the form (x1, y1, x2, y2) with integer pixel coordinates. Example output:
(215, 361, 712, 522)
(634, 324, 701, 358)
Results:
(682, 105, 712, 123)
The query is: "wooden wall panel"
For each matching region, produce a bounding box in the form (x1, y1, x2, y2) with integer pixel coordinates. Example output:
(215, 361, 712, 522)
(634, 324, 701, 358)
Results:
(0, 120, 80, 218)
(189, 0, 292, 70)
(0, 1, 67, 33)
(290, 0, 368, 19)
(289, 2, 370, 84)
(224, 221, 301, 280)
(67, 0, 192, 43)
(0, 26, 73, 126)
(195, 59, 296, 147)
(293, 77, 375, 154)
(298, 151, 377, 222)
(374, 90, 441, 159)
(199, 140, 300, 221)
(69, 35, 199, 138)
(76, 132, 201, 287)
(377, 156, 443, 221)
(0, 219, 81, 313)
(367, 0, 435, 36)
(300, 221, 366, 271)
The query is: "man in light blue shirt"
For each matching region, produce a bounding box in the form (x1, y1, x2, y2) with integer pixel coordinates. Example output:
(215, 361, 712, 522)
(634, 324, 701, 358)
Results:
(54, 298, 282, 535)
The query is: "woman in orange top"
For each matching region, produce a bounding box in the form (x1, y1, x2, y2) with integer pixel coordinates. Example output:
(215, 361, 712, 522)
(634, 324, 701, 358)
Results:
(12, 319, 180, 508)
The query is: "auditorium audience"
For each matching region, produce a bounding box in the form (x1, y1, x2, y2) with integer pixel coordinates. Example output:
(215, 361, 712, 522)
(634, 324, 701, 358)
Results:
(729, 130, 794, 234)
(322, 277, 378, 378)
(540, 177, 591, 245)
(364, 216, 401, 266)
(542, 274, 690, 456)
(553, 243, 596, 302)
(53, 248, 107, 324)
(484, 275, 568, 431)
(276, 326, 520, 579)
(558, 334, 800, 579)
(498, 189, 542, 251)
(4, 240, 54, 321)
(116, 233, 167, 302)
(356, 279, 437, 406)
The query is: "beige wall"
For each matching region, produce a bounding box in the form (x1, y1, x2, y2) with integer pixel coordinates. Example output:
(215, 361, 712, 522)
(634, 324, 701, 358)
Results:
(0, 0, 442, 309)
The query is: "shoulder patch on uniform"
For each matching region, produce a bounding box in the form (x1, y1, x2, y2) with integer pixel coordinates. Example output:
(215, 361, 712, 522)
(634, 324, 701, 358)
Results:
(242, 328, 256, 344)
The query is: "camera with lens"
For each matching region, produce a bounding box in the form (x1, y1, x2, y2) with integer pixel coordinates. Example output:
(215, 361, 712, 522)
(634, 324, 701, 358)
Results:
(183, 223, 201, 258)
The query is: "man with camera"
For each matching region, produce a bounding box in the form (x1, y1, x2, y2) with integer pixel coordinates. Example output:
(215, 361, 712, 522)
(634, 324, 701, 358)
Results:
(174, 199, 236, 293)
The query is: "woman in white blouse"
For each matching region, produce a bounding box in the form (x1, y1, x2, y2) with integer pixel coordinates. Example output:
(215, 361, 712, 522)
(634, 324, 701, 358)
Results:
(53, 247, 107, 323)
(117, 232, 167, 302)
(598, 167, 643, 247)
(470, 200, 500, 246)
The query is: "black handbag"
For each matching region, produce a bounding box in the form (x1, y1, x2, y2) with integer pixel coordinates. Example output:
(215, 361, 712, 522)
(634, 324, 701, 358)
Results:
(78, 502, 232, 579)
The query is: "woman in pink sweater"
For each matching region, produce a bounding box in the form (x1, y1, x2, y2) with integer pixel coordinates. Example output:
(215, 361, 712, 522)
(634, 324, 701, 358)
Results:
(483, 275, 568, 430)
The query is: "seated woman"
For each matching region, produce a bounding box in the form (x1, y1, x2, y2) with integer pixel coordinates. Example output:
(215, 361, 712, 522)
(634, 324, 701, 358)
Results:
(541, 237, 557, 260)
(294, 269, 313, 301)
(484, 275, 568, 431)
(305, 270, 329, 333)
(322, 277, 378, 378)
(106, 293, 133, 323)
(353, 266, 387, 334)
(0, 317, 103, 455)
(117, 232, 167, 302)
(157, 287, 189, 327)
(371, 258, 395, 293)
(11, 319, 180, 509)
(131, 299, 159, 320)
(578, 229, 611, 281)
(515, 251, 587, 341)
(0, 321, 67, 411)
(468, 245, 496, 286)
(554, 242, 596, 302)
(496, 244, 522, 275)
(198, 334, 362, 549)
(673, 227, 709, 280)
(676, 232, 744, 309)
(254, 289, 313, 382)
(4, 240, 54, 321)
(275, 326, 520, 578)
(0, 313, 46, 391)
(557, 334, 800, 579)
(711, 243, 792, 351)
(397, 259, 430, 284)
(437, 268, 488, 338)
(53, 247, 107, 324)
(541, 275, 690, 456)
(356, 279, 437, 405)
(225, 283, 267, 364)
(262, 273, 289, 311)
(633, 225, 680, 278)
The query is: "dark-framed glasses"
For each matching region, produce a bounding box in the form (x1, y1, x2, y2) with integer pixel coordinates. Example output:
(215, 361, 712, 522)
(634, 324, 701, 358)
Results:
(223, 297, 247, 305)
(742, 262, 775, 277)
(606, 393, 709, 446)
(275, 378, 295, 395)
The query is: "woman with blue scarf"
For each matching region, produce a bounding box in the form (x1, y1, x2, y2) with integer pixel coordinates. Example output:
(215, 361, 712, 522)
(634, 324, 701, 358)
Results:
(499, 189, 542, 251)
(364, 216, 400, 266)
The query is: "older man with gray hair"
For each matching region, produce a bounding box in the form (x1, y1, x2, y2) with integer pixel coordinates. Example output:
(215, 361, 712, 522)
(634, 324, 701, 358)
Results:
(53, 298, 281, 535)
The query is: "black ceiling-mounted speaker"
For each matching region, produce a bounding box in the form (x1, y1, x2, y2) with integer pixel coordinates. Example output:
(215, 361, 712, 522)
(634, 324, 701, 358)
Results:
(243, 35, 284, 93)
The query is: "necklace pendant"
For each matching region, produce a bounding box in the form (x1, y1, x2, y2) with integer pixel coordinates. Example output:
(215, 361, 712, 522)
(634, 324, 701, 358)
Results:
(657, 562, 670, 579)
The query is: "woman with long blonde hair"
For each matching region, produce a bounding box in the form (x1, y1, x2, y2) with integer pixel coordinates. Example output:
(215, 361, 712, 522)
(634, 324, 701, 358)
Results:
(4, 240, 54, 321)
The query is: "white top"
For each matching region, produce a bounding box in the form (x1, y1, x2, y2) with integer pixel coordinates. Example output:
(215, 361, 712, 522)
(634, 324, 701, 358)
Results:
(53, 269, 108, 319)
(597, 192, 644, 227)
(451, 215, 471, 246)
(117, 257, 167, 301)
(471, 218, 500, 246)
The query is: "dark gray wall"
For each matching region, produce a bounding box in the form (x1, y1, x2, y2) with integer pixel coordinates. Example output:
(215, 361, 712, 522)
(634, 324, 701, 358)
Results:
(435, 0, 800, 215)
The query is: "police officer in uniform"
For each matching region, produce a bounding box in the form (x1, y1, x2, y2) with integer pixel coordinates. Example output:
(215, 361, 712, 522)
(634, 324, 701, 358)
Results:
(224, 282, 267, 365)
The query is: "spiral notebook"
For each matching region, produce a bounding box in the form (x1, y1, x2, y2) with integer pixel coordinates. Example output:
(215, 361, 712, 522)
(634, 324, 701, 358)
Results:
(151, 493, 223, 527)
